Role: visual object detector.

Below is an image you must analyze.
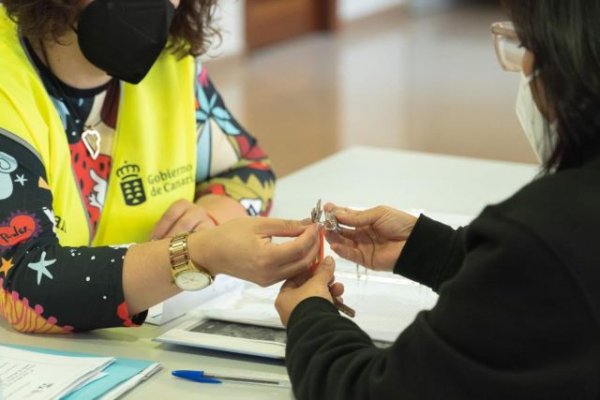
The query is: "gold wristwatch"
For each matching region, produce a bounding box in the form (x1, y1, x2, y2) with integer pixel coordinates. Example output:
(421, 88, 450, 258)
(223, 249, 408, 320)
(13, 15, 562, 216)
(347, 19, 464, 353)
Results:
(168, 232, 213, 291)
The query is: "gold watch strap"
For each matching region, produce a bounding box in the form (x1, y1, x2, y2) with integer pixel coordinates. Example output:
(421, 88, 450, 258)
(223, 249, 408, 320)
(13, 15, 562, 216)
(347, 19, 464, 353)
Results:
(169, 232, 191, 268)
(168, 232, 214, 281)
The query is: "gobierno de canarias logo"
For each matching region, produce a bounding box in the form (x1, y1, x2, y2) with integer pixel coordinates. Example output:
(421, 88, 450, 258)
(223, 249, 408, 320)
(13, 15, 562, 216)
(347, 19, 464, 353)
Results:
(116, 163, 147, 206)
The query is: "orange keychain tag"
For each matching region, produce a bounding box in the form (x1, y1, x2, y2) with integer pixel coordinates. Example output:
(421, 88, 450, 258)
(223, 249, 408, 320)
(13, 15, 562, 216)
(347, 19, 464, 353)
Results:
(310, 228, 325, 273)
(310, 199, 356, 318)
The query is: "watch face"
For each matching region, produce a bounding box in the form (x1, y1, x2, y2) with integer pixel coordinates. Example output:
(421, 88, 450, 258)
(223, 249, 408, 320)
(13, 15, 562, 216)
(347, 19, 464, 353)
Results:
(175, 270, 211, 291)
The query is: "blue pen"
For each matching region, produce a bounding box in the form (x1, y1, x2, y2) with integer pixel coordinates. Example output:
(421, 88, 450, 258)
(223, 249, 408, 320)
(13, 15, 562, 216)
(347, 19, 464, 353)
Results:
(172, 370, 222, 384)
(172, 370, 290, 387)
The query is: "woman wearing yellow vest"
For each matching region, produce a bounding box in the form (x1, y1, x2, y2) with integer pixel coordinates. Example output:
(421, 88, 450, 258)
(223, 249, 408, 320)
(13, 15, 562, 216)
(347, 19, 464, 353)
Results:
(0, 0, 319, 333)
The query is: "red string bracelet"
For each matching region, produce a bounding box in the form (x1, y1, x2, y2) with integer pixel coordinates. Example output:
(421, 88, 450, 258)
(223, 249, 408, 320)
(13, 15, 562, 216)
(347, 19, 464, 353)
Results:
(206, 212, 220, 226)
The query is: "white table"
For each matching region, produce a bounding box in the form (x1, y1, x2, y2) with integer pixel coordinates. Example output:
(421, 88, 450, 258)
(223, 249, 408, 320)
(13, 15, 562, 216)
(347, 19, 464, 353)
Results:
(0, 146, 538, 399)
(271, 146, 538, 220)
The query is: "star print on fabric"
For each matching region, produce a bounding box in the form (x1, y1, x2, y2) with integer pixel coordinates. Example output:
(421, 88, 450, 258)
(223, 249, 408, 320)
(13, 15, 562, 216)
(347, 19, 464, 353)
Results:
(0, 257, 14, 276)
(27, 251, 56, 285)
(14, 174, 27, 186)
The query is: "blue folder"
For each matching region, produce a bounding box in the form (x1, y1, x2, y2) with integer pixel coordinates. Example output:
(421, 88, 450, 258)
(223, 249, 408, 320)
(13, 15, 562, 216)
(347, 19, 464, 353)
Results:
(6, 344, 161, 399)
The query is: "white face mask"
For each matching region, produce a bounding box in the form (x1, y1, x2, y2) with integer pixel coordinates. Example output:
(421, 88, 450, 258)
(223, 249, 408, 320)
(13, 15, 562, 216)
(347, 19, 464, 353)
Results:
(516, 72, 557, 164)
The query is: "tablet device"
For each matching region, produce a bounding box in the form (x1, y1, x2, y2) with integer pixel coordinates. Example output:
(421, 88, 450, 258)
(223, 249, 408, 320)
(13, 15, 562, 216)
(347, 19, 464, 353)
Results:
(154, 317, 287, 359)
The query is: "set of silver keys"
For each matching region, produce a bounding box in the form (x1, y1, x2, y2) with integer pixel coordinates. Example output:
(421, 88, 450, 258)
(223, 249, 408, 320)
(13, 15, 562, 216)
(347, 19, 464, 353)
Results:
(310, 199, 341, 232)
(310, 199, 368, 279)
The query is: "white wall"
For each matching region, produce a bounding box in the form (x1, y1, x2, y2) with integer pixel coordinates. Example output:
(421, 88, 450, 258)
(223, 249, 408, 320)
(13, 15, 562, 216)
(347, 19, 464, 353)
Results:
(409, 0, 455, 14)
(209, 0, 409, 58)
(206, 0, 245, 58)
(339, 0, 407, 22)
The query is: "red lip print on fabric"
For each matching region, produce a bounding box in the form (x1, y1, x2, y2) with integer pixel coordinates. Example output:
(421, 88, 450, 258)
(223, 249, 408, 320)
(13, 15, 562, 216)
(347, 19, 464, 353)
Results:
(69, 141, 112, 239)
(0, 211, 41, 249)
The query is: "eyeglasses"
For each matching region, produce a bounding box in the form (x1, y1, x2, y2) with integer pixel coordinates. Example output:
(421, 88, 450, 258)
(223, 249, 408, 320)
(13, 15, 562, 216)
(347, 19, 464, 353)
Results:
(491, 21, 525, 72)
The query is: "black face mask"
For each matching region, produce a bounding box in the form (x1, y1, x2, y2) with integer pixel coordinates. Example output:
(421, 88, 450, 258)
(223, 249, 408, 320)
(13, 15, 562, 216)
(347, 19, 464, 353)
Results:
(77, 0, 175, 84)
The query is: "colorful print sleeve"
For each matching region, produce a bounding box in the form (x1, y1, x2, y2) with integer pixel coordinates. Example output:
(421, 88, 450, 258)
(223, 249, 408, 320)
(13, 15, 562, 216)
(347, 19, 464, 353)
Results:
(0, 132, 139, 333)
(194, 63, 276, 216)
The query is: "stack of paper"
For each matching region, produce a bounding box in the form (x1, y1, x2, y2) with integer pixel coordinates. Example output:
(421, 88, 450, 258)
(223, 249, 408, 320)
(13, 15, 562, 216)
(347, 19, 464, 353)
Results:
(0, 345, 161, 400)
(0, 345, 112, 400)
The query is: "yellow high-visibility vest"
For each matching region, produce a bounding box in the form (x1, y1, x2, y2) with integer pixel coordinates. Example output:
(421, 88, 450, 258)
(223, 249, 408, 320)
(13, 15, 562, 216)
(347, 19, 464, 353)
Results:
(0, 7, 197, 246)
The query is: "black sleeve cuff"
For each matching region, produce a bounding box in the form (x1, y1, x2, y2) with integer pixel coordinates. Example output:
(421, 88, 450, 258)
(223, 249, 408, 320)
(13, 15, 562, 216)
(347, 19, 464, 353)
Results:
(394, 215, 466, 292)
(288, 297, 339, 330)
(132, 310, 148, 325)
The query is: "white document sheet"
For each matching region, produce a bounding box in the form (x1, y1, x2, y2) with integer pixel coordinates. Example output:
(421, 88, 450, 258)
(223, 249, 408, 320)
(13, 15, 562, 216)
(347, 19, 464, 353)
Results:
(191, 261, 439, 343)
(0, 345, 113, 400)
(146, 274, 245, 325)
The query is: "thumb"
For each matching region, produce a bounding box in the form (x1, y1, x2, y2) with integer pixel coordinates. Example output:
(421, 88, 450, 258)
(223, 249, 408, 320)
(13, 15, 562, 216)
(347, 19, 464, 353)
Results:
(333, 206, 382, 228)
(256, 218, 310, 237)
(311, 256, 335, 285)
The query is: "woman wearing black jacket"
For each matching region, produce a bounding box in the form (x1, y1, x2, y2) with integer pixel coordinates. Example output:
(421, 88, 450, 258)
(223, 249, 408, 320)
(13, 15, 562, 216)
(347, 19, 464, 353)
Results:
(275, 1, 600, 399)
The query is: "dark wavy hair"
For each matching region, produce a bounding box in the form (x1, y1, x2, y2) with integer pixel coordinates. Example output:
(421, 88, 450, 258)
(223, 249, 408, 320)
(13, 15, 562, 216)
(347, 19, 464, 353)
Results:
(2, 0, 220, 57)
(502, 0, 600, 171)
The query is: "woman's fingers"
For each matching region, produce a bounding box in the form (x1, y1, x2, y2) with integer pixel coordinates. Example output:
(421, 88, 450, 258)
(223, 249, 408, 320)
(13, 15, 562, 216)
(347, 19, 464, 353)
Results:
(311, 256, 335, 285)
(325, 228, 358, 247)
(325, 203, 391, 232)
(152, 199, 193, 239)
(264, 243, 319, 285)
(248, 228, 319, 287)
(325, 228, 374, 265)
(266, 223, 319, 262)
(164, 207, 213, 237)
(255, 217, 313, 237)
(329, 243, 365, 266)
